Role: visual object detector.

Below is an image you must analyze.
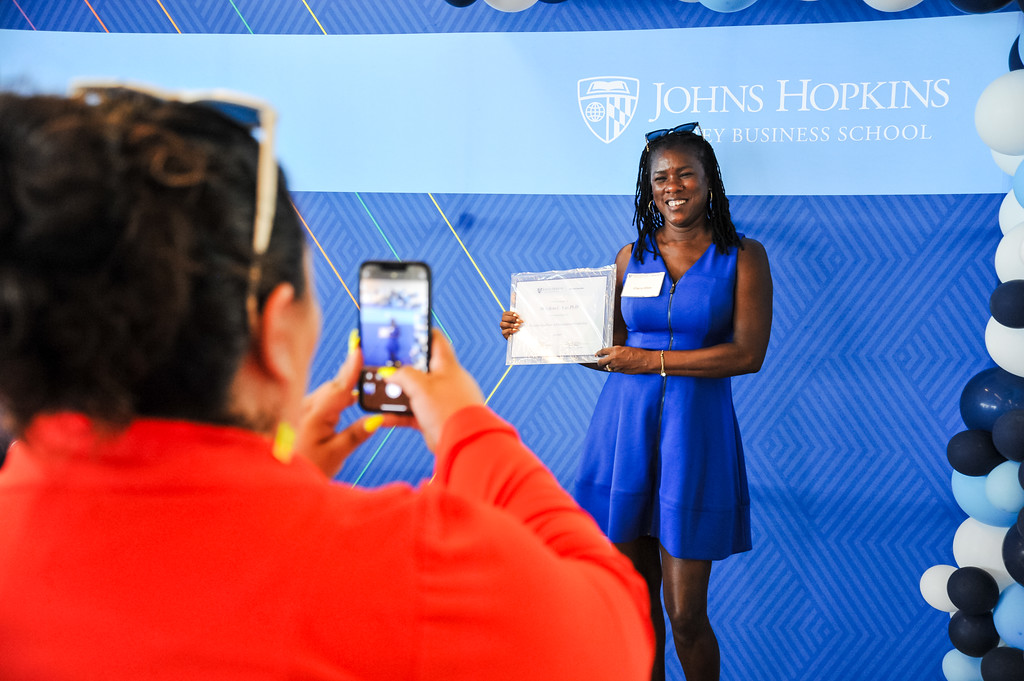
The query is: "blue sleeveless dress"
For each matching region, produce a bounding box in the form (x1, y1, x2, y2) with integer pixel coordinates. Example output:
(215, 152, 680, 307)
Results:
(575, 237, 751, 560)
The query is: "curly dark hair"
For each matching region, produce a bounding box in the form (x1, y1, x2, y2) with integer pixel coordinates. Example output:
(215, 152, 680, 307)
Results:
(632, 129, 741, 262)
(0, 90, 306, 432)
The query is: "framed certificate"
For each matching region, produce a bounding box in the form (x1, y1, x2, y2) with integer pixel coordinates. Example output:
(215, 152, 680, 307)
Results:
(505, 265, 616, 365)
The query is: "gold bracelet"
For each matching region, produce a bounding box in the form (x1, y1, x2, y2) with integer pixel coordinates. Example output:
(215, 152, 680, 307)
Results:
(659, 350, 666, 377)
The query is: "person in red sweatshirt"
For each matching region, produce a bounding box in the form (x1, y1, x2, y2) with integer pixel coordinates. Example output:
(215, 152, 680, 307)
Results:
(0, 85, 653, 681)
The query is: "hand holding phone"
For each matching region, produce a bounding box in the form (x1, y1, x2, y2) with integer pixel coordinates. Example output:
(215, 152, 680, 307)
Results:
(295, 336, 408, 477)
(385, 329, 485, 452)
(358, 261, 431, 414)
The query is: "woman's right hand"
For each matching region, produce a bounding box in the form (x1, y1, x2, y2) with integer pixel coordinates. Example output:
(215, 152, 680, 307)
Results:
(499, 311, 522, 340)
(387, 330, 485, 451)
(294, 336, 408, 479)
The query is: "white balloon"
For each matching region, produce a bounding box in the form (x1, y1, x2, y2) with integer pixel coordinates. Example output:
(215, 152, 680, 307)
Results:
(953, 517, 1015, 591)
(862, 0, 923, 10)
(920, 564, 958, 612)
(484, 0, 538, 10)
(993, 149, 1024, 176)
(1000, 193, 1024, 236)
(976, 70, 1024, 156)
(986, 317, 1024, 378)
(996, 223, 1024, 283)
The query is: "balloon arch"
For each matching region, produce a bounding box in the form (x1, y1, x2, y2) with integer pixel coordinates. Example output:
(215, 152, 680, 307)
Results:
(909, 8, 1024, 681)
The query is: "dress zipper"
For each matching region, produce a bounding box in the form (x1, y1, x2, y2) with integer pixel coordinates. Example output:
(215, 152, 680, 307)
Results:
(657, 280, 676, 426)
(651, 279, 676, 512)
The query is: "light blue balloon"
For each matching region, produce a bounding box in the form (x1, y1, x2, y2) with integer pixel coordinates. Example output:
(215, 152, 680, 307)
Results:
(994, 583, 1024, 648)
(952, 471, 1018, 527)
(986, 461, 1024, 513)
(942, 648, 982, 681)
(1014, 161, 1024, 206)
(699, 0, 758, 11)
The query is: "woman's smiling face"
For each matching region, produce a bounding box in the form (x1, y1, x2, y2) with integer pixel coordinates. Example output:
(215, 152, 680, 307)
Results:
(649, 144, 709, 231)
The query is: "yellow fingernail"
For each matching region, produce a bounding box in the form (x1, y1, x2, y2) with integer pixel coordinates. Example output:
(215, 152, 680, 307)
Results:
(364, 415, 384, 433)
(348, 329, 360, 353)
(377, 366, 397, 378)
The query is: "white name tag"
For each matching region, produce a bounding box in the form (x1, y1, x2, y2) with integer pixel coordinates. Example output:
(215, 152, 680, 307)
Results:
(621, 272, 665, 297)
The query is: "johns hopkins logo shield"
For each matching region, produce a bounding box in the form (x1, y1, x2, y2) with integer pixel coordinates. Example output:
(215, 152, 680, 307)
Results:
(578, 77, 640, 144)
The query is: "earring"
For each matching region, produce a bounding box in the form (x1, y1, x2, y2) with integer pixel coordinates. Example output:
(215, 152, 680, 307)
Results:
(707, 190, 714, 217)
(648, 200, 656, 214)
(272, 422, 295, 463)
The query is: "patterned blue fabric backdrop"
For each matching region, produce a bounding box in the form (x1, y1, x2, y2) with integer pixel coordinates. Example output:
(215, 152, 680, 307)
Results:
(2, 2, 1013, 679)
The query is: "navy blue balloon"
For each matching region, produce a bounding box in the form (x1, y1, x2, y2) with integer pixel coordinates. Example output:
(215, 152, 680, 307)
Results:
(1004, 525, 1024, 585)
(995, 410, 1024, 462)
(991, 280, 1024, 328)
(948, 430, 1007, 476)
(961, 368, 1024, 431)
(444, 0, 476, 6)
(950, 611, 1001, 657)
(1011, 37, 1024, 72)
(950, 0, 1012, 11)
(982, 646, 1024, 681)
(949, 566, 1001, 614)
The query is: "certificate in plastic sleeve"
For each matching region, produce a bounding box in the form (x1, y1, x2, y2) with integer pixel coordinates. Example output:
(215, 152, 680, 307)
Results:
(506, 265, 615, 365)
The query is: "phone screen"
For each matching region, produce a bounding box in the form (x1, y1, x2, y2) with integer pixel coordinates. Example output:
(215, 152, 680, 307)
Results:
(358, 261, 431, 413)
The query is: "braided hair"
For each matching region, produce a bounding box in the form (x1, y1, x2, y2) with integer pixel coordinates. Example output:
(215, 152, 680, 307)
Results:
(632, 129, 740, 262)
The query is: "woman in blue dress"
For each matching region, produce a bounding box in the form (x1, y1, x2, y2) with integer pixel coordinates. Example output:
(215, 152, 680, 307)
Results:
(501, 124, 772, 681)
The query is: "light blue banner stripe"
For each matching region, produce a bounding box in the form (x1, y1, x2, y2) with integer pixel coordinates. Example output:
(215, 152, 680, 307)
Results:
(1, 14, 1018, 196)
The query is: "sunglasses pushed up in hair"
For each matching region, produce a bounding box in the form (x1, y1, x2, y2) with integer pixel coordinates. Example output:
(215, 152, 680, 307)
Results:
(69, 80, 279, 330)
(645, 122, 703, 150)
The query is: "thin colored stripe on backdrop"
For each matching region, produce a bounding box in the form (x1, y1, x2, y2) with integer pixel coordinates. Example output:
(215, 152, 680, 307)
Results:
(10, 0, 36, 29)
(226, 0, 254, 33)
(427, 193, 514, 405)
(82, 0, 109, 32)
(291, 199, 358, 308)
(155, 0, 181, 33)
(301, 0, 327, 34)
(228, 0, 327, 34)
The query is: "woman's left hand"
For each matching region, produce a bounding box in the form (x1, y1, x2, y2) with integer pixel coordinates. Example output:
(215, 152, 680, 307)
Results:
(594, 346, 654, 374)
(294, 337, 408, 478)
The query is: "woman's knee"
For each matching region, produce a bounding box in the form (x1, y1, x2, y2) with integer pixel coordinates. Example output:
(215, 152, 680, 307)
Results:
(664, 599, 709, 643)
(661, 555, 712, 643)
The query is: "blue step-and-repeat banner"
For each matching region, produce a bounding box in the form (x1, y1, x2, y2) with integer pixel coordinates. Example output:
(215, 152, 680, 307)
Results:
(3, 2, 1021, 679)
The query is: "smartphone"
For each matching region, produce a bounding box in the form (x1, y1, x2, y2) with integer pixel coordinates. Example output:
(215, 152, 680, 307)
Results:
(358, 261, 432, 413)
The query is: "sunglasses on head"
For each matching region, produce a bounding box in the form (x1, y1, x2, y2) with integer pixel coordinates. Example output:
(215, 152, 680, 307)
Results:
(69, 80, 279, 330)
(645, 122, 703, 149)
